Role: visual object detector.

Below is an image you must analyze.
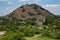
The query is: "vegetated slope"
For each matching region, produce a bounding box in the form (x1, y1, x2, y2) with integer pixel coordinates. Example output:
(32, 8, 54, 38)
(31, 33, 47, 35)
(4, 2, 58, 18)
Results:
(25, 34, 54, 40)
(56, 15, 60, 18)
(3, 4, 55, 25)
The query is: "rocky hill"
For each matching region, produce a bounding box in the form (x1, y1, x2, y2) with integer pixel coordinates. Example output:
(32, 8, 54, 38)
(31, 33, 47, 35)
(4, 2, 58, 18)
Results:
(3, 4, 55, 26)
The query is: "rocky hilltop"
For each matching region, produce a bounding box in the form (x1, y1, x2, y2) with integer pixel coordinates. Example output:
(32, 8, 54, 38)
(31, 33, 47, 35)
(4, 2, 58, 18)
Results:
(3, 4, 55, 25)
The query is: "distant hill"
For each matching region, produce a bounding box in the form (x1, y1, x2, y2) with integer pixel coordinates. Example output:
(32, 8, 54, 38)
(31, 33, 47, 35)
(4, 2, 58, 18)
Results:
(3, 4, 55, 26)
(56, 15, 60, 18)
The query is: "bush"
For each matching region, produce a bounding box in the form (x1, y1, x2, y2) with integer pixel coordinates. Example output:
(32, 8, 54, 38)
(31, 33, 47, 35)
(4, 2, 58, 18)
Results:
(25, 30, 34, 37)
(28, 12, 35, 16)
(40, 7, 45, 10)
(42, 30, 60, 40)
(25, 18, 37, 25)
(50, 32, 60, 39)
(18, 26, 41, 37)
(0, 32, 25, 40)
(37, 13, 42, 15)
(22, 8, 25, 12)
(33, 6, 38, 10)
(42, 30, 50, 37)
(21, 15, 25, 18)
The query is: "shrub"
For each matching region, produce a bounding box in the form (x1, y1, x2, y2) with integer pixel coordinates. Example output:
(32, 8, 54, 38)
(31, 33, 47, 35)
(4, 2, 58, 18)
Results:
(33, 6, 38, 10)
(31, 18, 37, 21)
(28, 12, 35, 16)
(0, 32, 25, 40)
(37, 13, 42, 15)
(18, 26, 41, 37)
(25, 30, 34, 37)
(50, 32, 60, 40)
(22, 8, 25, 12)
(21, 15, 25, 18)
(25, 18, 37, 25)
(40, 7, 45, 10)
(20, 6, 23, 8)
(42, 31, 50, 37)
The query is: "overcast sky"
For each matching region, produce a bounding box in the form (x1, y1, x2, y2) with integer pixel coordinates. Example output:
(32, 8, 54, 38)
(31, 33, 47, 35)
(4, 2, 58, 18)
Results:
(0, 0, 60, 16)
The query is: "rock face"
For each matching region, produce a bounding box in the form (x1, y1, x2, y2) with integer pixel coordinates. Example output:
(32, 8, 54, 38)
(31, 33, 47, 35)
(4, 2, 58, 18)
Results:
(0, 31, 6, 35)
(3, 4, 55, 26)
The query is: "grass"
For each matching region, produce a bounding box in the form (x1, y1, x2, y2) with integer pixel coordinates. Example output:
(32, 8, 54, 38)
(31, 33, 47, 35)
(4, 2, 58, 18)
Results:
(0, 26, 59, 40)
(39, 36, 54, 40)
(25, 34, 55, 40)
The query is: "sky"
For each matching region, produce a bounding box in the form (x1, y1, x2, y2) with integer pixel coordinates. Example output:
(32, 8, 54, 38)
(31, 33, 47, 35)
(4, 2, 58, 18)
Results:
(0, 0, 60, 16)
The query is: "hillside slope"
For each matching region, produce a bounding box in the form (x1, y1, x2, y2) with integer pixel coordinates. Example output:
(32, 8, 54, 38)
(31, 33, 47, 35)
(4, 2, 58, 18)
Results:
(3, 4, 55, 25)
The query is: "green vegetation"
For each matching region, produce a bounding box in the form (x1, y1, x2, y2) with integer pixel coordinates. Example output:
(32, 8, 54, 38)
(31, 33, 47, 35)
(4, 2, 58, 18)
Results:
(40, 7, 45, 10)
(25, 35, 54, 40)
(20, 6, 23, 8)
(43, 16, 55, 25)
(25, 18, 37, 25)
(21, 15, 25, 18)
(37, 12, 42, 15)
(33, 6, 38, 10)
(0, 25, 41, 40)
(0, 32, 25, 40)
(28, 12, 35, 16)
(0, 15, 60, 40)
(22, 8, 25, 12)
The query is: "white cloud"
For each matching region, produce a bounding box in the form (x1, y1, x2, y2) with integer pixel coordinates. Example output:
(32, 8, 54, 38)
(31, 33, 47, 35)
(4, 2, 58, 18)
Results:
(44, 4, 59, 8)
(42, 4, 60, 15)
(35, 0, 41, 3)
(0, 0, 8, 1)
(1, 7, 10, 13)
(7, 1, 13, 4)
(0, 7, 10, 16)
(17, 0, 41, 3)
(0, 0, 14, 5)
(18, 0, 29, 2)
(0, 0, 29, 2)
(0, 0, 14, 2)
(5, 7, 10, 10)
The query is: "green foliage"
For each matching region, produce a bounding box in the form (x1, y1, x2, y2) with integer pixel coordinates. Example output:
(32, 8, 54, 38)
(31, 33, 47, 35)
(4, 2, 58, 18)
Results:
(0, 25, 41, 37)
(0, 14, 60, 40)
(41, 28, 60, 40)
(21, 15, 25, 18)
(40, 7, 45, 10)
(0, 32, 25, 40)
(25, 18, 37, 25)
(56, 32, 60, 39)
(28, 12, 35, 16)
(49, 31, 60, 40)
(22, 8, 25, 12)
(37, 12, 42, 15)
(42, 31, 50, 37)
(31, 18, 37, 21)
(20, 6, 23, 8)
(18, 26, 41, 37)
(9, 13, 14, 17)
(43, 16, 55, 25)
(51, 18, 60, 30)
(33, 6, 38, 10)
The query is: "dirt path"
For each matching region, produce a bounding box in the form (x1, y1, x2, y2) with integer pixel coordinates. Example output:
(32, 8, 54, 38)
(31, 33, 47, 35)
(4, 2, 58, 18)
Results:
(25, 34, 41, 40)
(25, 34, 54, 40)
(0, 31, 5, 35)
